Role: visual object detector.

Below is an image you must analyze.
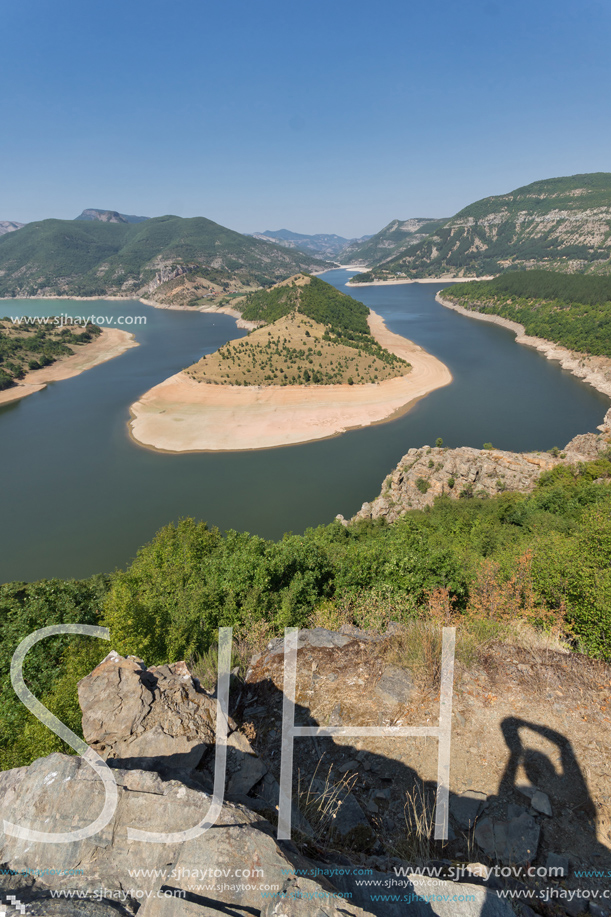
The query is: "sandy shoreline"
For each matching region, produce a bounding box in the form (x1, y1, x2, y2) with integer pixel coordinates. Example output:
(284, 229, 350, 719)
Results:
(346, 276, 495, 288)
(436, 293, 611, 402)
(128, 309, 452, 453)
(0, 328, 139, 407)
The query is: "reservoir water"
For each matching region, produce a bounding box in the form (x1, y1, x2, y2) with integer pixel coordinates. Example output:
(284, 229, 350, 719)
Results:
(1, 270, 608, 584)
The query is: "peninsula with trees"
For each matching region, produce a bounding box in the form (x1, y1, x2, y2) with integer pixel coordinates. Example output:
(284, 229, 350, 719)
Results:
(0, 319, 137, 405)
(129, 274, 451, 452)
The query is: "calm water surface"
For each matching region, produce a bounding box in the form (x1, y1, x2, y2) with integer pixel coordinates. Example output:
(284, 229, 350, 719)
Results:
(1, 272, 608, 583)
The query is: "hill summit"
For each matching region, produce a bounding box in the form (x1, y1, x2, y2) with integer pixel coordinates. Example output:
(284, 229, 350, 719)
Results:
(75, 208, 150, 224)
(185, 274, 410, 386)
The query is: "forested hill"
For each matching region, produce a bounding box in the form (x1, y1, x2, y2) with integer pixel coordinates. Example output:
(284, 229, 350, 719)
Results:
(442, 270, 611, 356)
(185, 274, 410, 385)
(350, 173, 611, 281)
(0, 215, 330, 300)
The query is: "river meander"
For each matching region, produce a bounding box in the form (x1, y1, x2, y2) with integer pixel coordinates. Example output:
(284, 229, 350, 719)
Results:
(1, 270, 608, 583)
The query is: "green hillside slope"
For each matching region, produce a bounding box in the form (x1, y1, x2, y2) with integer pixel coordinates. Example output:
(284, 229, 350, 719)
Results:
(351, 173, 611, 281)
(0, 215, 330, 299)
(442, 270, 611, 356)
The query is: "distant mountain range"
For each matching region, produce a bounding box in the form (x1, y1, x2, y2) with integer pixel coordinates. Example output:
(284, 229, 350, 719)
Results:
(351, 172, 611, 281)
(249, 229, 372, 260)
(0, 221, 24, 236)
(0, 215, 330, 301)
(75, 208, 150, 224)
(4, 172, 611, 296)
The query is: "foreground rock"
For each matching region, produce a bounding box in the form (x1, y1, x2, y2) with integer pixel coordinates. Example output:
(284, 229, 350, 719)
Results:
(0, 754, 514, 917)
(78, 653, 217, 770)
(348, 411, 611, 522)
(2, 632, 609, 913)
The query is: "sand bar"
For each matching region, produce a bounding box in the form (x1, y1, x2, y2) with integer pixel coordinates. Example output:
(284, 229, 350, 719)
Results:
(0, 327, 138, 406)
(128, 309, 452, 452)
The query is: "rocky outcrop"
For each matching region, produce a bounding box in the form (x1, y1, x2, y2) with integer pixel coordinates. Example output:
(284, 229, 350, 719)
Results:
(348, 412, 611, 523)
(2, 631, 610, 913)
(74, 210, 150, 224)
(0, 753, 374, 917)
(367, 174, 611, 277)
(0, 752, 515, 917)
(147, 264, 194, 294)
(0, 220, 24, 236)
(78, 652, 217, 770)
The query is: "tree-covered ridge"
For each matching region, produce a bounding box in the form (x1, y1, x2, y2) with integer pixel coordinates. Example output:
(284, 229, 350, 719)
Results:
(241, 275, 371, 336)
(453, 172, 611, 220)
(2, 455, 611, 768)
(443, 271, 611, 356)
(350, 172, 611, 281)
(0, 319, 102, 390)
(188, 276, 410, 385)
(0, 216, 330, 299)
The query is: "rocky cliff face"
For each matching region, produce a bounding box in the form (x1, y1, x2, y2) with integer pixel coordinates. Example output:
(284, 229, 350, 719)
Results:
(361, 173, 611, 278)
(75, 209, 150, 224)
(341, 218, 447, 266)
(347, 412, 611, 524)
(0, 220, 24, 236)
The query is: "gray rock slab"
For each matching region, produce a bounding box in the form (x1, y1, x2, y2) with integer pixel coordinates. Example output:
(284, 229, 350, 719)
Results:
(531, 789, 553, 816)
(266, 628, 353, 656)
(226, 728, 267, 796)
(0, 753, 369, 917)
(451, 790, 487, 828)
(331, 869, 516, 917)
(374, 665, 414, 706)
(474, 814, 540, 865)
(546, 851, 569, 877)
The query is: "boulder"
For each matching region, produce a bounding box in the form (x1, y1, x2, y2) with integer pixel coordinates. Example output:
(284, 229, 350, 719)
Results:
(474, 813, 540, 865)
(0, 754, 368, 917)
(265, 628, 353, 657)
(450, 790, 487, 829)
(226, 727, 268, 796)
(78, 653, 216, 771)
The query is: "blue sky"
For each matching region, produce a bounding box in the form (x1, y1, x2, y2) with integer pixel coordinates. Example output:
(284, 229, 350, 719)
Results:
(2, 0, 610, 236)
